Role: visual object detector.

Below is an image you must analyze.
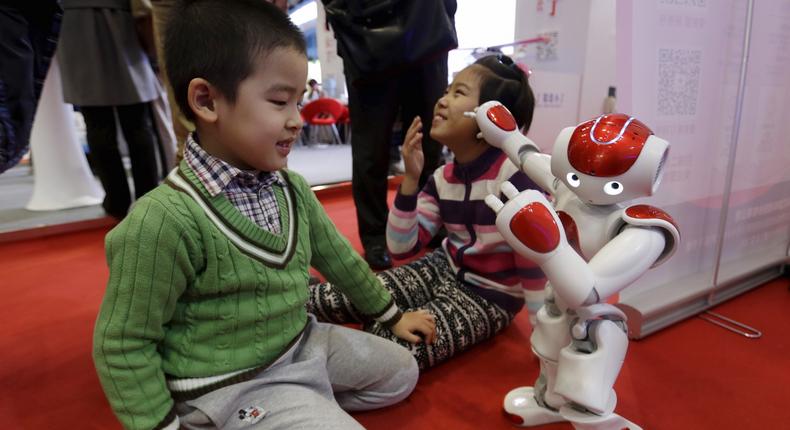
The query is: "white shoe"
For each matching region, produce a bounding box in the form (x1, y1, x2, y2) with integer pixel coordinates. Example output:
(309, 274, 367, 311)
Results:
(503, 386, 565, 427)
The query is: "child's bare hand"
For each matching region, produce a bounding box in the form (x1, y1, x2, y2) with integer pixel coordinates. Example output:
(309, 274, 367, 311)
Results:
(401, 116, 425, 182)
(391, 309, 436, 344)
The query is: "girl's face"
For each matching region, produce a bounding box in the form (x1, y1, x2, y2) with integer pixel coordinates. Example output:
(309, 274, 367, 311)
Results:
(430, 66, 483, 146)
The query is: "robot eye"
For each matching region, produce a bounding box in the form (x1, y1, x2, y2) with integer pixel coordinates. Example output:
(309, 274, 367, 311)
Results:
(566, 172, 581, 188)
(604, 181, 624, 195)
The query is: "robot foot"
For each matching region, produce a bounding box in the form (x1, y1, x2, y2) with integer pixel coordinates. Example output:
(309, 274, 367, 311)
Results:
(503, 387, 565, 427)
(559, 405, 642, 430)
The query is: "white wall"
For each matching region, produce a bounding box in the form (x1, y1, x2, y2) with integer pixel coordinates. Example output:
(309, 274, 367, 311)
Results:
(448, 0, 517, 81)
(514, 0, 593, 74)
(513, 0, 616, 148)
(313, 2, 347, 100)
(578, 0, 617, 120)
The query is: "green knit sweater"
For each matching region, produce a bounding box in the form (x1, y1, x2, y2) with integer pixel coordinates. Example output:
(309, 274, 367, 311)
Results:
(93, 164, 395, 430)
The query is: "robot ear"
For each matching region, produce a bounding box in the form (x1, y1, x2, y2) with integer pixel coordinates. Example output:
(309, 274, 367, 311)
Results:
(653, 148, 669, 193)
(647, 137, 670, 194)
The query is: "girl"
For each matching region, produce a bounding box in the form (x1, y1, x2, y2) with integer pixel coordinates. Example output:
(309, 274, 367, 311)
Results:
(308, 54, 546, 369)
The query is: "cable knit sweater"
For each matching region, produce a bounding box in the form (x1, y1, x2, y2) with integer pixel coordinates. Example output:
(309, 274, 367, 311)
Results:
(93, 163, 398, 430)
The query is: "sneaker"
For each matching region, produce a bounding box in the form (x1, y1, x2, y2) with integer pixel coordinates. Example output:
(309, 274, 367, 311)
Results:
(364, 244, 392, 270)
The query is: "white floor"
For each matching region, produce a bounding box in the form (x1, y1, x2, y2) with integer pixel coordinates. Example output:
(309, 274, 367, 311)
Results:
(286, 143, 352, 185)
(0, 144, 353, 234)
(0, 164, 106, 234)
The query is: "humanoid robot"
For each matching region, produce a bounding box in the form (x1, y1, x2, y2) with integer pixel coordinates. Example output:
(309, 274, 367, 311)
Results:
(473, 101, 680, 429)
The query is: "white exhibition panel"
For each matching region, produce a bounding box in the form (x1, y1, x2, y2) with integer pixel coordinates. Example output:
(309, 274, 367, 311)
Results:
(615, 0, 790, 337)
(717, 1, 790, 287)
(525, 70, 581, 152)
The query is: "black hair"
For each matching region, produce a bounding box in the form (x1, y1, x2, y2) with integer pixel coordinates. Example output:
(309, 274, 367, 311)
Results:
(165, 0, 307, 120)
(473, 54, 535, 132)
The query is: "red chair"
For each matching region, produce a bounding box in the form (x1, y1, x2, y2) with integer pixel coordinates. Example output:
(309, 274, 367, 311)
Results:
(300, 98, 344, 145)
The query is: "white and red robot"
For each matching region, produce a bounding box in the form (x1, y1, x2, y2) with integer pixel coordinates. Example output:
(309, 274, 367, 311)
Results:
(474, 101, 680, 429)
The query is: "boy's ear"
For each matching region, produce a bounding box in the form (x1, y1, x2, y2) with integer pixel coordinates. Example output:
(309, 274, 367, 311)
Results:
(187, 78, 219, 123)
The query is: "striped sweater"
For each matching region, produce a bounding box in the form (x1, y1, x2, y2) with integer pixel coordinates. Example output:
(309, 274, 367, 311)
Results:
(387, 147, 546, 315)
(93, 163, 398, 430)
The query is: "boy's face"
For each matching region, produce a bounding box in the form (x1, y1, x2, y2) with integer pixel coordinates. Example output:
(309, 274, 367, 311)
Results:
(212, 47, 308, 171)
(430, 67, 482, 145)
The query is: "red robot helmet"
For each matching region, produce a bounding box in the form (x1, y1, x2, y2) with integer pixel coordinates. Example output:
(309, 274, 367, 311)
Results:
(551, 114, 669, 205)
(567, 114, 653, 177)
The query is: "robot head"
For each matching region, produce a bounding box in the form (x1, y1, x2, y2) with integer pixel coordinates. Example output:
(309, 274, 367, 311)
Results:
(551, 114, 669, 205)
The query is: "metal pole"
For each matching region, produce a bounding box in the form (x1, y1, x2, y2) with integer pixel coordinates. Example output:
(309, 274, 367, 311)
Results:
(708, 0, 755, 303)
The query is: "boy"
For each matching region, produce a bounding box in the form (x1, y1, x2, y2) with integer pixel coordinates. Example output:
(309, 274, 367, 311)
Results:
(92, 1, 435, 429)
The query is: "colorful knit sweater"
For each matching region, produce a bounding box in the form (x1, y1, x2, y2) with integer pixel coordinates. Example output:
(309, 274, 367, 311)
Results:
(93, 163, 398, 430)
(386, 147, 546, 314)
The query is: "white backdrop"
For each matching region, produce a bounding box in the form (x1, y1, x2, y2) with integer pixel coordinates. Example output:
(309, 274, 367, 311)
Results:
(615, 0, 790, 337)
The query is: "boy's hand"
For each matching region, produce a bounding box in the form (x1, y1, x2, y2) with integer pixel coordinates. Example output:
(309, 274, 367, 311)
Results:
(400, 116, 424, 196)
(391, 309, 436, 344)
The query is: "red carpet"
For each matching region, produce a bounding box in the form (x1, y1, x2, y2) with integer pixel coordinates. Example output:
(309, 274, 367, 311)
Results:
(1, 189, 789, 429)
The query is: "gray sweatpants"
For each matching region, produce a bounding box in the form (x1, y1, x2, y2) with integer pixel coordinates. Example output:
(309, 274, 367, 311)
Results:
(175, 315, 418, 429)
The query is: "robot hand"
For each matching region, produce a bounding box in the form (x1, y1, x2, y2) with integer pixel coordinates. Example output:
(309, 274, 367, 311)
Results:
(473, 101, 519, 147)
(486, 183, 595, 308)
(485, 184, 566, 266)
(472, 101, 539, 166)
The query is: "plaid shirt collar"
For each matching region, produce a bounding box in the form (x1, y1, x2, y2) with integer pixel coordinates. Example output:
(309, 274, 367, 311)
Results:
(184, 133, 283, 197)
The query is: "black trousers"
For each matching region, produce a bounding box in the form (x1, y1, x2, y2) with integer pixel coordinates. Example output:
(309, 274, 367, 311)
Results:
(0, 1, 61, 173)
(345, 55, 448, 249)
(81, 103, 160, 218)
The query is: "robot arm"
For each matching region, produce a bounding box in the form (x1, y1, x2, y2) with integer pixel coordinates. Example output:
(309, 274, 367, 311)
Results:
(584, 226, 665, 302)
(586, 204, 679, 301)
(486, 185, 666, 309)
(485, 186, 595, 308)
(520, 152, 557, 195)
(474, 101, 557, 194)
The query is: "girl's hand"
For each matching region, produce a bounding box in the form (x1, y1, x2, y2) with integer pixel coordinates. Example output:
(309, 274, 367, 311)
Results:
(400, 116, 424, 195)
(391, 309, 437, 344)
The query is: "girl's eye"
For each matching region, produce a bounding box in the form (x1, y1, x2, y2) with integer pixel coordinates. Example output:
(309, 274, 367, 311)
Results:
(269, 100, 287, 106)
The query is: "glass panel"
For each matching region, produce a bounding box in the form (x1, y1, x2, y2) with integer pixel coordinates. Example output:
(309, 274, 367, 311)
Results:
(616, 1, 749, 311)
(715, 0, 790, 287)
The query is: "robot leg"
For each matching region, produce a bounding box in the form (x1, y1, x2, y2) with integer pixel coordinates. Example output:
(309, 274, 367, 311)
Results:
(553, 318, 641, 429)
(503, 296, 571, 426)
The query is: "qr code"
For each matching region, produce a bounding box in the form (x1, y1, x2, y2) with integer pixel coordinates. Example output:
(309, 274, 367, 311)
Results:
(657, 48, 701, 116)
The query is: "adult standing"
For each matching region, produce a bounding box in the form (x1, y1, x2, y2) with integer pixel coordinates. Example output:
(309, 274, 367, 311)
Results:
(57, 0, 161, 219)
(323, 0, 458, 269)
(0, 0, 62, 174)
